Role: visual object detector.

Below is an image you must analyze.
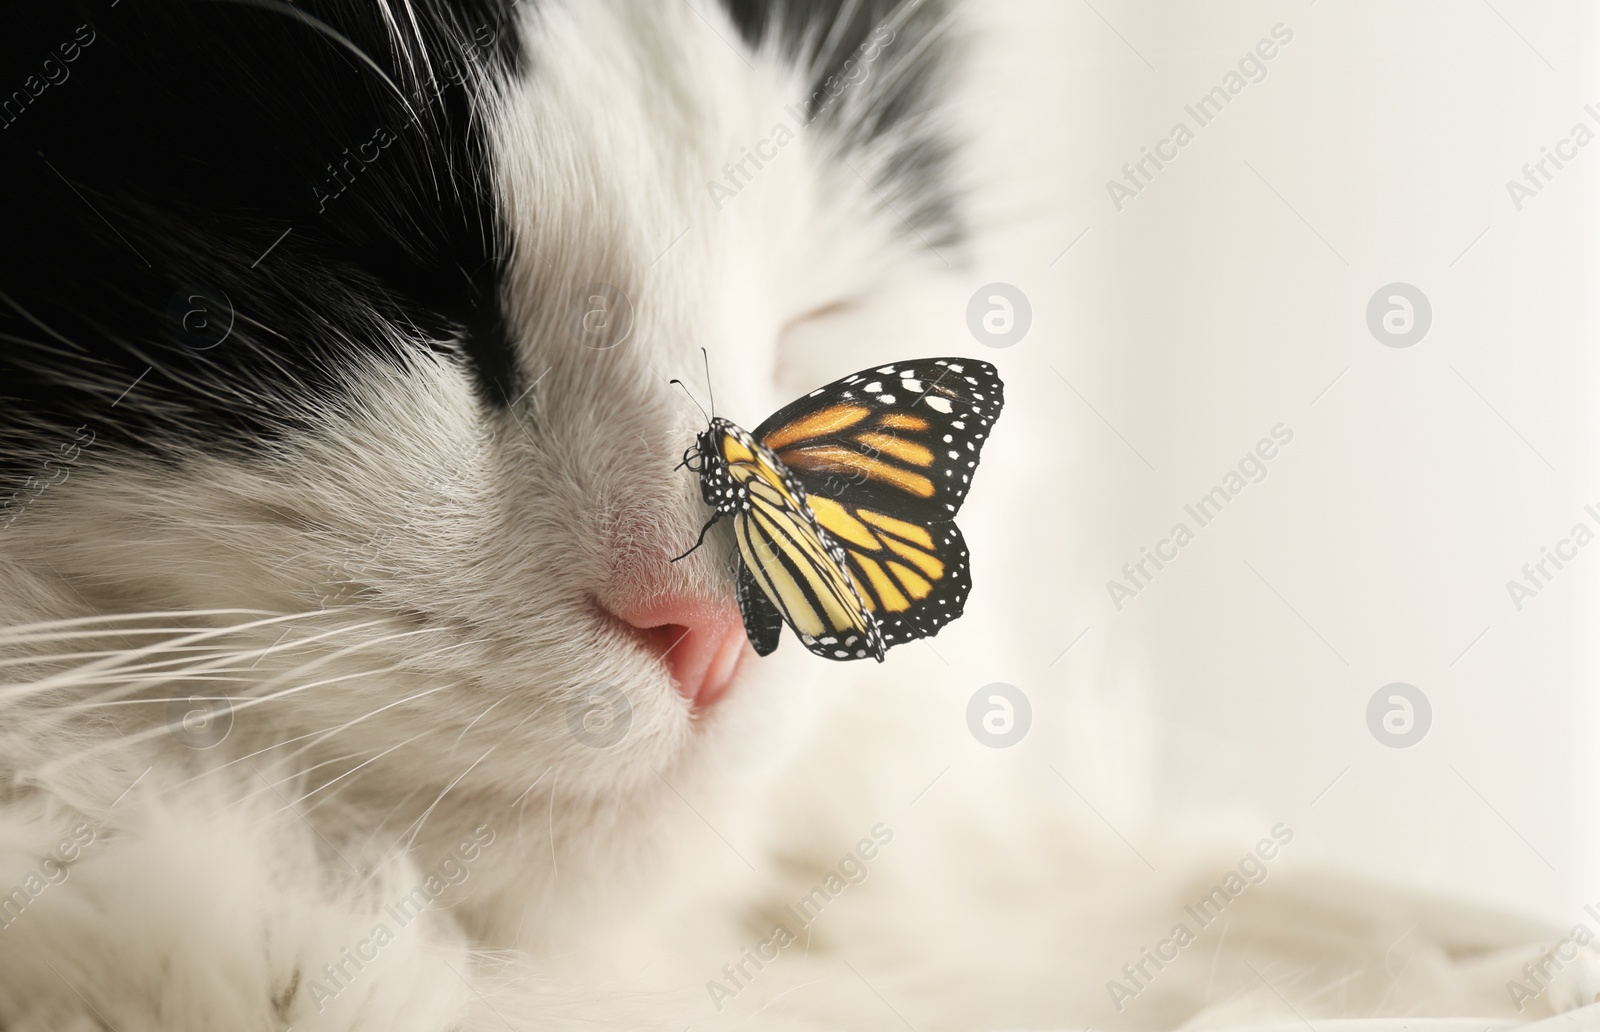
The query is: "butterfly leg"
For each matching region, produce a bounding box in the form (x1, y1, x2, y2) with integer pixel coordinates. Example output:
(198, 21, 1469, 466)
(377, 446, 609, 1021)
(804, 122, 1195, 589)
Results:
(670, 513, 720, 563)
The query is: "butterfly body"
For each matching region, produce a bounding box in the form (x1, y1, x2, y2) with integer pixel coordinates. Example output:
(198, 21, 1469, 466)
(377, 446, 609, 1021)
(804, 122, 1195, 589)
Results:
(682, 358, 1003, 662)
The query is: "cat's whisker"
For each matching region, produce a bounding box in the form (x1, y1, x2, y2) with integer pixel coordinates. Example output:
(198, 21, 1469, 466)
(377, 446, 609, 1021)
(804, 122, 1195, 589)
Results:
(159, 725, 338, 795)
(134, 676, 466, 804)
(13, 618, 411, 723)
(290, 729, 434, 815)
(546, 771, 559, 883)
(30, 624, 457, 775)
(398, 742, 499, 852)
(354, 780, 438, 888)
(277, 681, 461, 765)
(452, 694, 511, 751)
(204, 748, 369, 822)
(0, 610, 375, 701)
(513, 765, 556, 867)
(0, 608, 281, 639)
(0, 643, 253, 671)
(510, 765, 553, 818)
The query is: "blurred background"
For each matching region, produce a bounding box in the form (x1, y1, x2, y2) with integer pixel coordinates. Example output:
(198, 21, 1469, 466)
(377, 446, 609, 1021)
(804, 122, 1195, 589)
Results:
(925, 0, 1598, 925)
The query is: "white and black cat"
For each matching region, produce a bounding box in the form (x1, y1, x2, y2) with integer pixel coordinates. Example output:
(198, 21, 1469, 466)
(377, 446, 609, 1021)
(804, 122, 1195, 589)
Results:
(0, 1, 1590, 1029)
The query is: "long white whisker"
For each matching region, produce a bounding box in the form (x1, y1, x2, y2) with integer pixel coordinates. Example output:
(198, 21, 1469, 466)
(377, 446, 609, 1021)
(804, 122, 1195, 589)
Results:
(33, 625, 457, 774)
(291, 729, 434, 814)
(203, 749, 370, 820)
(0, 611, 376, 702)
(0, 608, 280, 639)
(400, 742, 498, 852)
(452, 694, 510, 750)
(279, 682, 460, 764)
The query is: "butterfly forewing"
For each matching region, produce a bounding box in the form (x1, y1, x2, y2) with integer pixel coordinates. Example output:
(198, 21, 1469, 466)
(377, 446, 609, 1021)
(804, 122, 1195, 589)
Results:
(746, 357, 1002, 651)
(754, 358, 1003, 518)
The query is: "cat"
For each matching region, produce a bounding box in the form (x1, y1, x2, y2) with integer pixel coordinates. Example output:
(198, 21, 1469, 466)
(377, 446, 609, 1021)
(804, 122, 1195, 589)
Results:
(0, 1, 1591, 1029)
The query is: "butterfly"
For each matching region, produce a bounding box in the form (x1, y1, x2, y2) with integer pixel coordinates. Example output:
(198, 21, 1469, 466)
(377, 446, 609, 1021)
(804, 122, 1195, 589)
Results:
(675, 357, 1004, 662)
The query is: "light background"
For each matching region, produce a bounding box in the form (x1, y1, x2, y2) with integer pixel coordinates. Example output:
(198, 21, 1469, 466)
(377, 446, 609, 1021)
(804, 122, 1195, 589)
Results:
(940, 0, 1598, 924)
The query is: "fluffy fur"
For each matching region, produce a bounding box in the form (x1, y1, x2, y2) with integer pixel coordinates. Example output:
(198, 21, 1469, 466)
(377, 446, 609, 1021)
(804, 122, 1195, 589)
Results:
(0, 1, 1590, 1028)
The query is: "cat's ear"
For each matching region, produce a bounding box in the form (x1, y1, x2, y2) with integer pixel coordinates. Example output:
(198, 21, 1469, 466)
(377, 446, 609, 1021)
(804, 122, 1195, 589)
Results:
(736, 558, 784, 656)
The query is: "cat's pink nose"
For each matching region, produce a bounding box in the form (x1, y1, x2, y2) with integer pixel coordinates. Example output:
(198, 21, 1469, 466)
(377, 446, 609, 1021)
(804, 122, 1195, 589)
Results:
(609, 595, 751, 710)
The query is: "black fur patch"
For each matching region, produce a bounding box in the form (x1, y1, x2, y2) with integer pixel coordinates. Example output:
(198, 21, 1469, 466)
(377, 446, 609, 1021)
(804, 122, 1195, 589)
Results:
(0, 0, 526, 486)
(719, 0, 962, 246)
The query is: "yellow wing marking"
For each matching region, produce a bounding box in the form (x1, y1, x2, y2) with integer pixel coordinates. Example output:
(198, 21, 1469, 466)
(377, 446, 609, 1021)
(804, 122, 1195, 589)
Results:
(744, 500, 867, 634)
(855, 554, 911, 612)
(857, 509, 934, 548)
(737, 513, 825, 636)
(855, 432, 934, 467)
(721, 435, 755, 465)
(776, 445, 935, 498)
(808, 496, 880, 551)
(884, 535, 944, 580)
(886, 560, 933, 600)
(736, 455, 804, 510)
(761, 404, 872, 450)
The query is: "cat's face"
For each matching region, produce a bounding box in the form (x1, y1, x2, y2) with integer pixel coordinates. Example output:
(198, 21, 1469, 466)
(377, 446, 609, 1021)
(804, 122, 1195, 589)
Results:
(0, 0, 961, 900)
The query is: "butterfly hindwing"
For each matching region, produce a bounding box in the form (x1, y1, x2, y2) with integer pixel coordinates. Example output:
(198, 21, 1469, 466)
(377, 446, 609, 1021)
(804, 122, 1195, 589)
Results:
(754, 358, 1003, 518)
(806, 496, 973, 647)
(734, 554, 783, 657)
(716, 425, 885, 661)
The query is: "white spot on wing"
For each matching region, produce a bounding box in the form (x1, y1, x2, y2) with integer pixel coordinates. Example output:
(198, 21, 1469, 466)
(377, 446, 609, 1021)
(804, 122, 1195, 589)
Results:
(924, 396, 953, 413)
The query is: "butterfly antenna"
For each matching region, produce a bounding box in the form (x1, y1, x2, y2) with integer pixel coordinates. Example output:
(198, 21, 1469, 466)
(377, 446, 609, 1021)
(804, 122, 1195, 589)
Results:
(701, 347, 716, 417)
(668, 378, 709, 422)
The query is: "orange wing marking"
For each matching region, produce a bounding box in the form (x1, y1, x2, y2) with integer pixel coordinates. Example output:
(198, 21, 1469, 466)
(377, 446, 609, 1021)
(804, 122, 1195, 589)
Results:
(761, 405, 872, 450)
(777, 445, 935, 498)
(855, 432, 934, 467)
